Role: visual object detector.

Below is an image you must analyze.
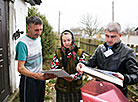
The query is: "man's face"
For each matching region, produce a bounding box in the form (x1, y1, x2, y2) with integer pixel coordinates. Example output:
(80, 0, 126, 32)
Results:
(105, 30, 120, 47)
(27, 24, 43, 39)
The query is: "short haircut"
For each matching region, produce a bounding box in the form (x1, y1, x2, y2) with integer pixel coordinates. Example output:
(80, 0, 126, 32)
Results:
(106, 22, 121, 34)
(27, 16, 43, 27)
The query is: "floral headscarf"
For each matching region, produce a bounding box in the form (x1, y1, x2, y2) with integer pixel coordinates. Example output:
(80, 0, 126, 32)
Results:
(60, 30, 79, 67)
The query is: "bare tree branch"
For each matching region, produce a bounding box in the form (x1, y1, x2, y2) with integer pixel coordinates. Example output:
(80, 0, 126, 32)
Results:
(80, 14, 102, 37)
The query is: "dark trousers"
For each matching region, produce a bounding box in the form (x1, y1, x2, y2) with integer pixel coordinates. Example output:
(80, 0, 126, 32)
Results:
(19, 75, 45, 102)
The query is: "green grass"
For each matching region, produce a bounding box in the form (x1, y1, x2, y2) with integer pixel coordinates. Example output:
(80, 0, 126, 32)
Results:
(13, 93, 20, 102)
(45, 95, 51, 100)
(49, 79, 56, 83)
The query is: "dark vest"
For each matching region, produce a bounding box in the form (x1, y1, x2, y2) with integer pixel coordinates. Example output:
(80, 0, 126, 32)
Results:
(55, 48, 83, 93)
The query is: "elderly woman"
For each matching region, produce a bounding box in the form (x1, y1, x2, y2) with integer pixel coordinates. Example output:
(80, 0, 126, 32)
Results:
(51, 30, 86, 102)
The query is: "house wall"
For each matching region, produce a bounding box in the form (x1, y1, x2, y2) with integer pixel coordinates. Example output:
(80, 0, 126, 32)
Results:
(9, 0, 28, 93)
(121, 35, 138, 46)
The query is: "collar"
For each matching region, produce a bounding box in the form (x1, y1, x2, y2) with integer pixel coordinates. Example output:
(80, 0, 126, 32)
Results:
(104, 41, 121, 51)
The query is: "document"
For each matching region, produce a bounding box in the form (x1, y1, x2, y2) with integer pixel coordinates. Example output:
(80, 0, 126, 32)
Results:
(42, 69, 72, 78)
(80, 66, 123, 87)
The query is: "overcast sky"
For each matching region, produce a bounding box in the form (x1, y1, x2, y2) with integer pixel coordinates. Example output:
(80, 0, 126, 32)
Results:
(37, 0, 138, 32)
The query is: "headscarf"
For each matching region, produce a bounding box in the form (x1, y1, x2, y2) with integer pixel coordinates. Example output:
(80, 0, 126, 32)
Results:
(60, 30, 79, 68)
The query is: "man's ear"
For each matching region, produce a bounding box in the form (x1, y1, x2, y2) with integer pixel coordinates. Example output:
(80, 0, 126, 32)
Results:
(27, 26, 30, 30)
(120, 33, 122, 37)
(27, 25, 31, 32)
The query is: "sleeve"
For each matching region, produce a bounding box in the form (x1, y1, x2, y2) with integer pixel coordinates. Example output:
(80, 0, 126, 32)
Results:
(82, 46, 99, 68)
(124, 51, 138, 85)
(15, 41, 28, 61)
(51, 53, 60, 70)
(74, 51, 86, 80)
(39, 37, 42, 49)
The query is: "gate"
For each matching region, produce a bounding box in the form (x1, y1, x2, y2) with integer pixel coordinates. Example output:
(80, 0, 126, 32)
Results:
(0, 0, 10, 101)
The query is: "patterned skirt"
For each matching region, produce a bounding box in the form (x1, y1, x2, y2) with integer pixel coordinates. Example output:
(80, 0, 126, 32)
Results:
(56, 91, 82, 102)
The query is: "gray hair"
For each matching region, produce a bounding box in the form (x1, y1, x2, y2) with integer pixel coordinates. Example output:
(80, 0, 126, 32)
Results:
(27, 16, 43, 27)
(106, 22, 121, 34)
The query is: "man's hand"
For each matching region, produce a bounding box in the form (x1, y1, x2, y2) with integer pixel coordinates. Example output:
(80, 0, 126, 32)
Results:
(34, 73, 57, 81)
(112, 72, 124, 80)
(43, 73, 57, 80)
(76, 63, 85, 73)
(35, 72, 45, 81)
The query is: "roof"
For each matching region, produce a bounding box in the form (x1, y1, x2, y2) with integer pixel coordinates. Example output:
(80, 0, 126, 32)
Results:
(24, 0, 42, 6)
(134, 27, 138, 31)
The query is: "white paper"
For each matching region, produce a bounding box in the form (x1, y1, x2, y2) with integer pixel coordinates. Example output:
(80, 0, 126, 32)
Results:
(80, 66, 123, 87)
(42, 69, 72, 78)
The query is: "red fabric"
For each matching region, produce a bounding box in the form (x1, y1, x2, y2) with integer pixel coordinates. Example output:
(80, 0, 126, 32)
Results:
(55, 62, 58, 66)
(96, 89, 121, 102)
(81, 80, 129, 102)
(82, 92, 106, 102)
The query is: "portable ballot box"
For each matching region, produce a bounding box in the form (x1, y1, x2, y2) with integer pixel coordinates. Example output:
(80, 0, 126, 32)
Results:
(81, 80, 129, 102)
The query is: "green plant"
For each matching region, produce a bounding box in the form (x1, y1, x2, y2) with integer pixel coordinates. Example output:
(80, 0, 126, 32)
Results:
(27, 7, 56, 61)
(49, 79, 56, 84)
(45, 95, 51, 100)
(46, 87, 51, 93)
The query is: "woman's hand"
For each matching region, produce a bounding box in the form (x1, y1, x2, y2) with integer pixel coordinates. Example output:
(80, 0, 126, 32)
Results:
(64, 77, 73, 82)
(76, 63, 85, 73)
(64, 74, 75, 82)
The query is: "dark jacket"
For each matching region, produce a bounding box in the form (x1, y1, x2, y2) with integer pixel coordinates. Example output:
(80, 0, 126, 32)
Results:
(84, 41, 138, 96)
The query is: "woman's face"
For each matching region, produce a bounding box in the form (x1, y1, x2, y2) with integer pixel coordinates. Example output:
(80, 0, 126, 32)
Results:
(62, 33, 72, 48)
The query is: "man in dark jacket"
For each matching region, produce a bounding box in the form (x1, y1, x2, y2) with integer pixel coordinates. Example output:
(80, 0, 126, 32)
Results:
(76, 22, 138, 97)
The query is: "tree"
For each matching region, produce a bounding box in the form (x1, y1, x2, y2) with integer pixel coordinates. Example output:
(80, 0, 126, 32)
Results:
(123, 26, 135, 35)
(27, 7, 56, 61)
(80, 14, 103, 37)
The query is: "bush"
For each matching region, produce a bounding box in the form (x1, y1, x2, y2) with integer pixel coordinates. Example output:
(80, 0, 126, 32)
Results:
(27, 7, 56, 61)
